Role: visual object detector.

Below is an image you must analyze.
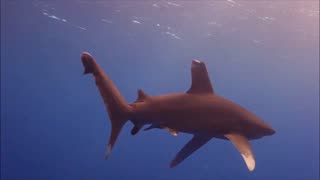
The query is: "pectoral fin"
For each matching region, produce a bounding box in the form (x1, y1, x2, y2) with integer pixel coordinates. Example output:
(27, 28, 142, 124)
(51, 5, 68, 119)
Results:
(224, 133, 255, 171)
(170, 135, 212, 168)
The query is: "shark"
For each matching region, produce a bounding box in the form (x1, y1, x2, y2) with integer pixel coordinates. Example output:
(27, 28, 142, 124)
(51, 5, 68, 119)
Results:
(81, 52, 275, 171)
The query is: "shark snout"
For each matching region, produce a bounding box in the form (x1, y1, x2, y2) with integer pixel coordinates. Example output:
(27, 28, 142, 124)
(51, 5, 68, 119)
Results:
(267, 128, 276, 135)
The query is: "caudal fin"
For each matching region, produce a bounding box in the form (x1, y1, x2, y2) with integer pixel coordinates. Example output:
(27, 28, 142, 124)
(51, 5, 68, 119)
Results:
(81, 52, 96, 74)
(81, 52, 132, 159)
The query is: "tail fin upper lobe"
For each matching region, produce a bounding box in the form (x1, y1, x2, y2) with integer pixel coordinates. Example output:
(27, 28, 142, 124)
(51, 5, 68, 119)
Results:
(81, 52, 132, 159)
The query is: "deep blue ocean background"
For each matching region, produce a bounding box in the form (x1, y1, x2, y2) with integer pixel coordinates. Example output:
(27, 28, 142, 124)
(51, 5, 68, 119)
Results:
(1, 1, 319, 180)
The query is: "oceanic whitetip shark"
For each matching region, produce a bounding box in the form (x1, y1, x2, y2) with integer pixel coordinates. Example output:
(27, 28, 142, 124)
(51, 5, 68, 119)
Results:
(81, 52, 275, 171)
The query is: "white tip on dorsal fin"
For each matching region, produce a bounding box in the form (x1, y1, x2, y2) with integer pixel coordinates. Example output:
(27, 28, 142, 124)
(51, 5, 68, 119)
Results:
(187, 60, 215, 94)
(224, 133, 256, 171)
(136, 89, 149, 102)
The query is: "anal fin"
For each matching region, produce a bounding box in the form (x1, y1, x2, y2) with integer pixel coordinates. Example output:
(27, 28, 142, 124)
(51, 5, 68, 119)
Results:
(224, 133, 255, 171)
(170, 135, 212, 168)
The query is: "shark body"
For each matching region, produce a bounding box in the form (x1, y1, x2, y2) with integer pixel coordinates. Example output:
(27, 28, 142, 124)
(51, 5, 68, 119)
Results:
(81, 52, 275, 171)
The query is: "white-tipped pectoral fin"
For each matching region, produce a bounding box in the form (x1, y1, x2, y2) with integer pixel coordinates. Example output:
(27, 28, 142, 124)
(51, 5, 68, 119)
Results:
(241, 153, 255, 171)
(105, 144, 112, 159)
(224, 133, 256, 171)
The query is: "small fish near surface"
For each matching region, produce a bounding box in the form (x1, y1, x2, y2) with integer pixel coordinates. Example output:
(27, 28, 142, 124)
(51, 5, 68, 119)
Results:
(81, 52, 275, 171)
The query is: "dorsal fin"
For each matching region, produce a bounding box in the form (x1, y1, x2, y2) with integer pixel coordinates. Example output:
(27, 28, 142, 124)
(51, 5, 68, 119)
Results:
(136, 89, 149, 102)
(187, 60, 215, 94)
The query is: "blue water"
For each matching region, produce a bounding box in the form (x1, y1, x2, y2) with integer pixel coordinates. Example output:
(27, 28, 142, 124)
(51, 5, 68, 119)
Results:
(1, 1, 319, 180)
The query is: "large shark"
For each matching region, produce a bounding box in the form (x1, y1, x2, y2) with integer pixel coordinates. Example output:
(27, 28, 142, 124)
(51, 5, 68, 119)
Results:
(81, 52, 275, 171)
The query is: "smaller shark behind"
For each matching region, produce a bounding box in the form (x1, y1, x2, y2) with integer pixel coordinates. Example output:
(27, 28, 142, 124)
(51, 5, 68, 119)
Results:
(81, 52, 275, 171)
